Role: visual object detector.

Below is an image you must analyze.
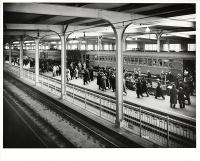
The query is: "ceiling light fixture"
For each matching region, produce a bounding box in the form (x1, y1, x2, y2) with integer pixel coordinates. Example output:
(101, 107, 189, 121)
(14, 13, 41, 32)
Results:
(145, 26, 150, 33)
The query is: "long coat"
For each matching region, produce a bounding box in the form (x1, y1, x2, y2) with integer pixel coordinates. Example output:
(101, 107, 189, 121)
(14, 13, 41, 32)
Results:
(170, 88, 177, 104)
(178, 89, 185, 102)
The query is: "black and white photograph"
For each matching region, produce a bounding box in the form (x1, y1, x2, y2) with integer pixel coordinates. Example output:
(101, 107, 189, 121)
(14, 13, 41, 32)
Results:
(1, 1, 199, 161)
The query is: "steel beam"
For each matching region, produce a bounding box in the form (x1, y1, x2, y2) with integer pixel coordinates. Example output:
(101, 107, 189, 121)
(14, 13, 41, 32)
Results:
(4, 3, 194, 28)
(5, 23, 63, 33)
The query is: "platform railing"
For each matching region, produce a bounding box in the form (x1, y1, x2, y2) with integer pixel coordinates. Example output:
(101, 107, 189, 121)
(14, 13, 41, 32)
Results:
(4, 64, 196, 147)
(122, 103, 195, 147)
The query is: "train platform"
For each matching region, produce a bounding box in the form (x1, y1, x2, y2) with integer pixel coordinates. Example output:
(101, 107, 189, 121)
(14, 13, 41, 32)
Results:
(4, 66, 157, 148)
(43, 72, 196, 119)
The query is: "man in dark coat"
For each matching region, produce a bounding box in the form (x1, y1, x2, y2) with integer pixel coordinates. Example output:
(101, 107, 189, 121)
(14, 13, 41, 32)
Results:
(89, 67, 94, 81)
(170, 84, 177, 108)
(83, 69, 88, 85)
(141, 77, 149, 97)
(155, 82, 165, 100)
(178, 87, 185, 108)
(97, 71, 102, 90)
(183, 82, 191, 105)
(136, 78, 143, 98)
(110, 73, 116, 92)
(101, 73, 107, 91)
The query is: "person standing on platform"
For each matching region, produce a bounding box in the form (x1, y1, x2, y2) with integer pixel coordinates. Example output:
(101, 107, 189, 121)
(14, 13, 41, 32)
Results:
(66, 68, 71, 81)
(110, 72, 116, 92)
(59, 65, 61, 76)
(178, 87, 185, 108)
(147, 70, 152, 84)
(53, 64, 57, 77)
(89, 67, 94, 81)
(74, 66, 79, 79)
(183, 82, 191, 105)
(123, 78, 127, 95)
(101, 73, 107, 91)
(97, 70, 102, 90)
(141, 77, 149, 97)
(56, 64, 59, 76)
(70, 65, 74, 80)
(83, 69, 88, 85)
(136, 78, 143, 98)
(170, 84, 177, 108)
(155, 82, 165, 100)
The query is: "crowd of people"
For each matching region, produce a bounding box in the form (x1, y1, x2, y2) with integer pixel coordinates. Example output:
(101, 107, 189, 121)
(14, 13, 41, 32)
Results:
(20, 57, 195, 109)
(88, 66, 195, 109)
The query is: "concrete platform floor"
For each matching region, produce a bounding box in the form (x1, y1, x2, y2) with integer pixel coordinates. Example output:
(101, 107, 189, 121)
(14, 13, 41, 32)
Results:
(43, 72, 196, 119)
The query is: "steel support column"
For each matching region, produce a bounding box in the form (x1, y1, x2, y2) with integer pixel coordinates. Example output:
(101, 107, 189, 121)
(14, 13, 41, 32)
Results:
(167, 40, 170, 52)
(35, 39, 40, 85)
(157, 36, 161, 52)
(9, 43, 12, 65)
(156, 32, 162, 52)
(115, 27, 124, 127)
(19, 40, 23, 78)
(122, 36, 126, 51)
(61, 34, 66, 99)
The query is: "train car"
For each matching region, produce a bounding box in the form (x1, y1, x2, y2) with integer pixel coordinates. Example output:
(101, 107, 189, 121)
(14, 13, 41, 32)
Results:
(4, 49, 195, 77)
(87, 51, 196, 76)
(4, 49, 87, 67)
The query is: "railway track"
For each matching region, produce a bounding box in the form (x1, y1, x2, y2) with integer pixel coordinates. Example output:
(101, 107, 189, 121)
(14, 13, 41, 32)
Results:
(4, 89, 75, 148)
(4, 71, 143, 148)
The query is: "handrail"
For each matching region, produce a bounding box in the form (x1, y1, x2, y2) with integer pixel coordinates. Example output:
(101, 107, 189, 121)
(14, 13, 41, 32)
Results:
(5, 64, 196, 147)
(7, 64, 196, 124)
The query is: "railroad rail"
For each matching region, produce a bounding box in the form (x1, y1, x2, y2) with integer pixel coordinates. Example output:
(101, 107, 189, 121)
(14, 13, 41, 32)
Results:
(4, 64, 196, 147)
(3, 88, 75, 148)
(4, 70, 142, 148)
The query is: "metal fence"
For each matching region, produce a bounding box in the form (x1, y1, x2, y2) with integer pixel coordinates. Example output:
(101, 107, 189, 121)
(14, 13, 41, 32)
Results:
(4, 64, 196, 147)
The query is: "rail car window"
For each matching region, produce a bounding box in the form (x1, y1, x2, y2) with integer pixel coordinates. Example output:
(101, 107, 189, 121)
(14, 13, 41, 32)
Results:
(163, 60, 169, 67)
(148, 58, 152, 66)
(127, 56, 130, 64)
(107, 56, 110, 61)
(123, 56, 127, 63)
(168, 59, 173, 68)
(152, 58, 157, 66)
(110, 56, 113, 61)
(143, 58, 147, 65)
(131, 57, 134, 64)
(158, 59, 162, 66)
(134, 58, 138, 65)
(139, 58, 143, 65)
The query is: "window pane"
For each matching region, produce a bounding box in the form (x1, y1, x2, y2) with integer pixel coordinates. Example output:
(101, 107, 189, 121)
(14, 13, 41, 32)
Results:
(135, 58, 139, 65)
(148, 58, 152, 66)
(188, 44, 196, 51)
(127, 44, 138, 50)
(152, 58, 157, 66)
(139, 58, 143, 65)
(169, 59, 173, 68)
(131, 57, 134, 64)
(158, 59, 163, 66)
(143, 58, 147, 65)
(163, 59, 169, 67)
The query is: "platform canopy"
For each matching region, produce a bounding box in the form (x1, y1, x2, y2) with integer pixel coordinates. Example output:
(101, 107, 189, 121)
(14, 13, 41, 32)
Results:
(3, 3, 196, 42)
